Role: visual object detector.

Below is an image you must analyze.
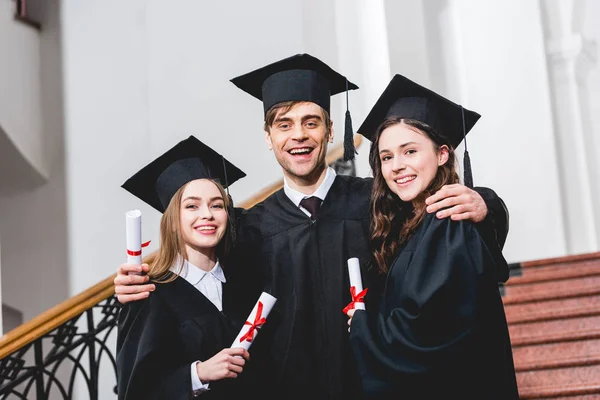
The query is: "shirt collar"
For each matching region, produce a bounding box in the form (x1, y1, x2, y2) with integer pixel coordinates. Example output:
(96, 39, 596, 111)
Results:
(283, 167, 337, 207)
(172, 259, 227, 284)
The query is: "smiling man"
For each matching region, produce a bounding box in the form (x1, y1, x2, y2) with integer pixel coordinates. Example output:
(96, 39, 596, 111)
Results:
(264, 101, 334, 190)
(115, 54, 509, 400)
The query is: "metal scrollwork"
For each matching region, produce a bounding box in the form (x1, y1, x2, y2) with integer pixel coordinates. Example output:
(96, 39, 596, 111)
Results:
(0, 297, 122, 399)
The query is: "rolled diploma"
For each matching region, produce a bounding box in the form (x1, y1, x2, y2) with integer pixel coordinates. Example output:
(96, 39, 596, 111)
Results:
(125, 210, 143, 275)
(231, 292, 277, 350)
(348, 257, 365, 310)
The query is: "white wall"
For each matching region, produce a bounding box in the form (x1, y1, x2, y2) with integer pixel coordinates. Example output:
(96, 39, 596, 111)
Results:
(579, 0, 600, 248)
(418, 0, 568, 263)
(0, 0, 69, 326)
(0, 1, 47, 180)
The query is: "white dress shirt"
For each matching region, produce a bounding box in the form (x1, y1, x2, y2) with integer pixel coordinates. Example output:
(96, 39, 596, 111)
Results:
(172, 259, 226, 395)
(283, 167, 337, 217)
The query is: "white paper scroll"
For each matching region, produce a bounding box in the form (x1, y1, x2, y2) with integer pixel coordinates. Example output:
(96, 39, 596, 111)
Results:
(125, 210, 143, 275)
(344, 257, 366, 312)
(231, 292, 277, 350)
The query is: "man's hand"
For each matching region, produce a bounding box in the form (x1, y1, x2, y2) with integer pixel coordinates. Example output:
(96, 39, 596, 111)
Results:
(425, 184, 487, 223)
(114, 263, 156, 304)
(196, 348, 250, 382)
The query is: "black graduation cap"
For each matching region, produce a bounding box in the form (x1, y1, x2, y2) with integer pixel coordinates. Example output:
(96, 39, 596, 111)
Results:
(358, 74, 481, 187)
(230, 53, 360, 161)
(121, 135, 246, 213)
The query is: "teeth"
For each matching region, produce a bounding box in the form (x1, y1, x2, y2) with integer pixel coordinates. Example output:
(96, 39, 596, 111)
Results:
(197, 226, 216, 231)
(396, 176, 416, 184)
(290, 148, 312, 154)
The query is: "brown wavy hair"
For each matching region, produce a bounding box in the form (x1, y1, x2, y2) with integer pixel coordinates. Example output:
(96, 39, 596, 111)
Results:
(143, 179, 235, 283)
(369, 118, 459, 274)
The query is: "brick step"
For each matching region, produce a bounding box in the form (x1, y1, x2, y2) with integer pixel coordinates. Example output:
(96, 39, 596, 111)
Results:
(505, 299, 600, 324)
(502, 276, 600, 305)
(513, 338, 600, 372)
(506, 260, 600, 286)
(517, 365, 600, 398)
(509, 315, 600, 347)
(505, 294, 600, 319)
(513, 252, 600, 270)
(518, 382, 600, 399)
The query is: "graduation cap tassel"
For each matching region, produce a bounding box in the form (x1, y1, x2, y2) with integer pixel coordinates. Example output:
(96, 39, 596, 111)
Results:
(221, 155, 230, 197)
(343, 79, 356, 162)
(460, 106, 474, 188)
(463, 151, 473, 188)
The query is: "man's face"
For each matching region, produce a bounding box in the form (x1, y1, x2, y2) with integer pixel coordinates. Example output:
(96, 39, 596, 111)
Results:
(265, 102, 333, 183)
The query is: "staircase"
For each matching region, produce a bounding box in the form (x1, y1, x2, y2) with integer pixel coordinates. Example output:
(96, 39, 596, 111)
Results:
(502, 252, 600, 399)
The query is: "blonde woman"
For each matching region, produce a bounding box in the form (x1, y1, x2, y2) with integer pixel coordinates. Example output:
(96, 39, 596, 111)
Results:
(116, 136, 254, 399)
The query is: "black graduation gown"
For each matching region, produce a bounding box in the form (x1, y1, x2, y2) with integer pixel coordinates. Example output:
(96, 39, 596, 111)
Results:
(231, 176, 510, 400)
(349, 213, 519, 400)
(116, 273, 247, 400)
(234, 175, 375, 400)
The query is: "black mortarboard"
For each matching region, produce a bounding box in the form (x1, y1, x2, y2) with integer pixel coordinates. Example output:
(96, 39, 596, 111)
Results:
(230, 53, 360, 161)
(121, 135, 246, 213)
(358, 74, 480, 187)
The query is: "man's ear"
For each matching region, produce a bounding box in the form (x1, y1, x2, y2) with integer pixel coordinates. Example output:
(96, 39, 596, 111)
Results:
(264, 130, 273, 150)
(438, 145, 450, 166)
(328, 121, 334, 144)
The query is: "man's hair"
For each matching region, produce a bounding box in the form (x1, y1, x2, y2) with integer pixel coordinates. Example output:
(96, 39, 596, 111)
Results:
(264, 101, 332, 136)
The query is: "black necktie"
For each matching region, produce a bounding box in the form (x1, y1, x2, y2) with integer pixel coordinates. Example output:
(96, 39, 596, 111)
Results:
(300, 196, 322, 220)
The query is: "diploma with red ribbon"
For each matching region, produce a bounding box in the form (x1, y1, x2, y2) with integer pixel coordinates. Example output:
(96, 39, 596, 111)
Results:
(125, 210, 150, 275)
(231, 292, 277, 350)
(343, 257, 368, 314)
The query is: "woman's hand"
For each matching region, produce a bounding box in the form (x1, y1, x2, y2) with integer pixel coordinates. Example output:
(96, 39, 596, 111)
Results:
(114, 263, 155, 304)
(196, 348, 250, 382)
(347, 309, 356, 333)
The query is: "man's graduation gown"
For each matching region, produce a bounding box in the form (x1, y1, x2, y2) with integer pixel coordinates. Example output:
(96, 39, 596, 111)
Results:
(233, 175, 510, 400)
(349, 212, 519, 399)
(116, 274, 247, 400)
(234, 175, 375, 400)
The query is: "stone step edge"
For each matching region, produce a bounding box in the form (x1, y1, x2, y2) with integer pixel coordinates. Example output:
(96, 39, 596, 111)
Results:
(510, 252, 600, 270)
(502, 285, 600, 305)
(506, 304, 600, 324)
(505, 266, 600, 286)
(511, 328, 600, 347)
(515, 353, 600, 372)
(517, 383, 600, 399)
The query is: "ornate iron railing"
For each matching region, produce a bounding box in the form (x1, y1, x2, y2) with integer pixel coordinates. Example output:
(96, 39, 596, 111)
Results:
(0, 135, 362, 399)
(0, 296, 121, 399)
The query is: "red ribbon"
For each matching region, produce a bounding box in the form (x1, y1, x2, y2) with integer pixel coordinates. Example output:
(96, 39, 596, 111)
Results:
(239, 301, 267, 343)
(343, 286, 368, 314)
(126, 240, 151, 256)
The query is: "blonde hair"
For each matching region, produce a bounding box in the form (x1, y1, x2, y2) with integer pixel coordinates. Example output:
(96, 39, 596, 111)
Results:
(145, 179, 234, 283)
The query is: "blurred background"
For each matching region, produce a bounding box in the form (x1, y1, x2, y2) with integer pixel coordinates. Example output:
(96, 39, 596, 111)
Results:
(0, 0, 599, 362)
